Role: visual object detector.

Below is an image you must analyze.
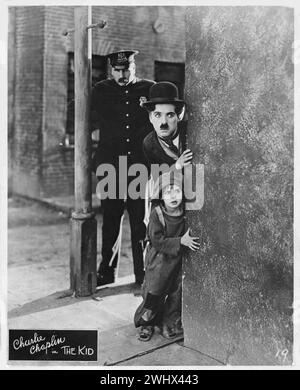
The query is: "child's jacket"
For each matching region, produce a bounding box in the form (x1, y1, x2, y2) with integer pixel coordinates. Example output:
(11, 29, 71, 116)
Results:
(143, 205, 185, 296)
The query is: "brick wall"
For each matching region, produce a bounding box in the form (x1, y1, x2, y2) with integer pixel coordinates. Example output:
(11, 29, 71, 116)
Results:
(10, 6, 185, 197)
(41, 6, 74, 196)
(91, 6, 186, 77)
(8, 8, 16, 195)
(12, 6, 45, 197)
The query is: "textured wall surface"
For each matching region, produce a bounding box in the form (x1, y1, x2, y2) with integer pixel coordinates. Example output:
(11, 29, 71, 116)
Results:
(11, 7, 44, 197)
(8, 8, 16, 195)
(183, 7, 293, 365)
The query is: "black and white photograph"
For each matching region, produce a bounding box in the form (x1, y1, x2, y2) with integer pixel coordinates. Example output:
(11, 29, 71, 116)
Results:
(0, 0, 299, 371)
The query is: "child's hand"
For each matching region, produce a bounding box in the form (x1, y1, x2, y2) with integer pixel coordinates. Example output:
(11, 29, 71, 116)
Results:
(180, 228, 200, 251)
(175, 149, 193, 170)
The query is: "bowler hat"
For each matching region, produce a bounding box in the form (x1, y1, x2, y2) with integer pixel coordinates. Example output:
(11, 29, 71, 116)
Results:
(142, 81, 185, 110)
(107, 50, 139, 68)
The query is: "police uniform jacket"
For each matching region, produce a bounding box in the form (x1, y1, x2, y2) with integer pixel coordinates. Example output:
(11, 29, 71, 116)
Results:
(91, 78, 155, 173)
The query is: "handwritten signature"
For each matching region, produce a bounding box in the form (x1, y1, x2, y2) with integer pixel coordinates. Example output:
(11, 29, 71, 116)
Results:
(13, 332, 66, 355)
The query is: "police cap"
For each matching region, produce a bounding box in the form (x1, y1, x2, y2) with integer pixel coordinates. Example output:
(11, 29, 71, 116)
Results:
(107, 50, 139, 68)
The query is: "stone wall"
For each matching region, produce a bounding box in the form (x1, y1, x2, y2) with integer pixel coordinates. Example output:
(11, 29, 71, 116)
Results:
(183, 6, 293, 365)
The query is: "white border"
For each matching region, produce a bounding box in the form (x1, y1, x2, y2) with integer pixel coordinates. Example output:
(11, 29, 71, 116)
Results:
(0, 0, 299, 371)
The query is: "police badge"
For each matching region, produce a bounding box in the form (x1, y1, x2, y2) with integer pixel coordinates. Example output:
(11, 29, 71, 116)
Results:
(139, 96, 147, 107)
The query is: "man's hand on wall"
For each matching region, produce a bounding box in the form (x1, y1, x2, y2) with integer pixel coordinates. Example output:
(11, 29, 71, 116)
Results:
(175, 149, 193, 170)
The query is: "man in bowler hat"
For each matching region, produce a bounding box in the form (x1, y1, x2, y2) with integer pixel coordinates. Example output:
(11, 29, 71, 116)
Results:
(142, 81, 193, 171)
(91, 50, 155, 286)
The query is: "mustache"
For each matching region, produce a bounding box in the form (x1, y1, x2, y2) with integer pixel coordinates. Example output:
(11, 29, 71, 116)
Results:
(118, 77, 128, 83)
(160, 124, 169, 130)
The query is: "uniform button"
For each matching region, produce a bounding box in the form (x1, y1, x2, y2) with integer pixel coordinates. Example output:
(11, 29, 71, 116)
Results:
(125, 90, 129, 94)
(128, 151, 131, 155)
(126, 113, 129, 117)
(126, 125, 130, 129)
(126, 101, 129, 104)
(126, 138, 130, 142)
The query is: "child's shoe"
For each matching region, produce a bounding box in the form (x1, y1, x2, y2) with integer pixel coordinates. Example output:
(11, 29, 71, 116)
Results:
(160, 324, 177, 339)
(174, 318, 183, 336)
(138, 326, 154, 342)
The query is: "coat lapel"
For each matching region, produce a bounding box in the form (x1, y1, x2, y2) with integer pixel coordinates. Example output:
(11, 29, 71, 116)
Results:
(151, 133, 176, 165)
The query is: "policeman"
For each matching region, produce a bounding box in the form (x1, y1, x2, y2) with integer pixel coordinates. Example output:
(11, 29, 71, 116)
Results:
(91, 50, 155, 287)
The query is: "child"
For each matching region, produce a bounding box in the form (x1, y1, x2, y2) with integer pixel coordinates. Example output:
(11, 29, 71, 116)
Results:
(134, 171, 200, 341)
